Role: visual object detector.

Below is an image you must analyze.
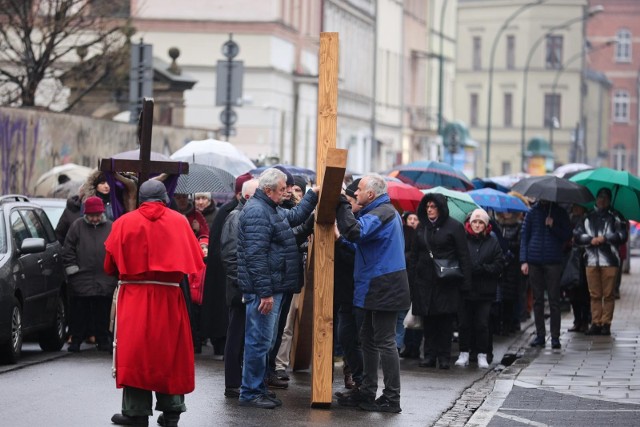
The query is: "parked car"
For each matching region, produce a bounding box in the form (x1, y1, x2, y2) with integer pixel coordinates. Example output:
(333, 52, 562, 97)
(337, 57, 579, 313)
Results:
(31, 198, 67, 230)
(0, 195, 67, 363)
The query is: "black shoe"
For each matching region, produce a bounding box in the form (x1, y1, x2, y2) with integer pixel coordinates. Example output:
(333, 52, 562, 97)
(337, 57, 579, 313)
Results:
(551, 338, 561, 349)
(275, 369, 290, 381)
(585, 325, 602, 336)
(530, 336, 546, 347)
(337, 389, 374, 407)
(239, 395, 277, 409)
(67, 342, 81, 353)
(266, 372, 289, 389)
(110, 413, 149, 426)
(418, 357, 436, 368)
(359, 395, 402, 413)
(224, 388, 240, 398)
(335, 386, 359, 399)
(601, 325, 611, 336)
(264, 393, 282, 407)
(438, 360, 450, 370)
(157, 412, 180, 427)
(97, 340, 112, 352)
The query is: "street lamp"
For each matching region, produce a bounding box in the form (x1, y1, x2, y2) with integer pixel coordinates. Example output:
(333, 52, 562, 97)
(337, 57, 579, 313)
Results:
(485, 0, 546, 178)
(437, 0, 449, 136)
(519, 5, 604, 171)
(548, 39, 617, 148)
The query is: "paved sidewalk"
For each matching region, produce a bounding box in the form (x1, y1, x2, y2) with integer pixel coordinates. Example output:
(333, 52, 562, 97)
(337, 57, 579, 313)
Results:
(468, 257, 640, 426)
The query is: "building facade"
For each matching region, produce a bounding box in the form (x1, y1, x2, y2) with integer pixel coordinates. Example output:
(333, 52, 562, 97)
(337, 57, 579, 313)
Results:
(587, 0, 640, 174)
(456, 0, 590, 177)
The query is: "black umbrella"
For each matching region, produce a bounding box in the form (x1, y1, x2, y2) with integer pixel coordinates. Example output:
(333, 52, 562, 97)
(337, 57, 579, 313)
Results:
(511, 175, 594, 204)
(174, 164, 235, 195)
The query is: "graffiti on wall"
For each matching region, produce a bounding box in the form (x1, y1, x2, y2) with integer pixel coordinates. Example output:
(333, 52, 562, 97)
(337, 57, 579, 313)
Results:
(0, 112, 39, 194)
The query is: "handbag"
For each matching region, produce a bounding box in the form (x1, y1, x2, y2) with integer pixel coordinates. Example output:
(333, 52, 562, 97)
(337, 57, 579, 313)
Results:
(424, 228, 464, 280)
(403, 305, 423, 329)
(560, 247, 581, 290)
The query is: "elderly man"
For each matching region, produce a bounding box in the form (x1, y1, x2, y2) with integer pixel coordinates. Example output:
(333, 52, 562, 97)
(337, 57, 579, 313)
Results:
(335, 173, 410, 413)
(236, 168, 319, 409)
(105, 180, 204, 427)
(574, 187, 628, 336)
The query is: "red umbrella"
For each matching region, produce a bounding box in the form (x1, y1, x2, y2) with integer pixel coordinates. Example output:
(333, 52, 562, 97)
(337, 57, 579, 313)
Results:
(386, 181, 424, 212)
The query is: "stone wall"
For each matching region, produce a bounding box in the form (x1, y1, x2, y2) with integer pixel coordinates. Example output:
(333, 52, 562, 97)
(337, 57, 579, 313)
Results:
(0, 107, 210, 195)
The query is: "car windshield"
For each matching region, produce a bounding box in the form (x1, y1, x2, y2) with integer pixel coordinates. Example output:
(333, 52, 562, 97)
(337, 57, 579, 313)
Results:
(0, 214, 5, 253)
(41, 204, 65, 228)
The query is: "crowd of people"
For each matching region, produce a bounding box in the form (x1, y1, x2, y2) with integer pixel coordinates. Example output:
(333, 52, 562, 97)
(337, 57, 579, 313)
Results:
(50, 166, 629, 425)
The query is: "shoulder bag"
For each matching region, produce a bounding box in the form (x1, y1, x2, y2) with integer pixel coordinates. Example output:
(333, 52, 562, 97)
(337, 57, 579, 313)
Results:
(424, 228, 464, 280)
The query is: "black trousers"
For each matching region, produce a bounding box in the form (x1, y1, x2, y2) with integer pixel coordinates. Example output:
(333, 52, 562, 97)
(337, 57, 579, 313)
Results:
(458, 299, 492, 354)
(423, 313, 455, 363)
(69, 295, 111, 344)
(224, 304, 246, 389)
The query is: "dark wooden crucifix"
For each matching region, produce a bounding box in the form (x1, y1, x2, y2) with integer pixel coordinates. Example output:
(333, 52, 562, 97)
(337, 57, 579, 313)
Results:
(99, 98, 189, 211)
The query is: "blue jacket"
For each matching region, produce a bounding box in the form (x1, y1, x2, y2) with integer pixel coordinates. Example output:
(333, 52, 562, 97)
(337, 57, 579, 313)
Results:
(336, 193, 411, 311)
(520, 201, 571, 265)
(237, 189, 317, 297)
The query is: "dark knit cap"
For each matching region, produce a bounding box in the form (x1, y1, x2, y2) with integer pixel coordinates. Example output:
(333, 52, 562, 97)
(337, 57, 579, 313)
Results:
(345, 178, 361, 198)
(293, 175, 307, 194)
(235, 172, 253, 194)
(273, 165, 295, 187)
(596, 187, 612, 199)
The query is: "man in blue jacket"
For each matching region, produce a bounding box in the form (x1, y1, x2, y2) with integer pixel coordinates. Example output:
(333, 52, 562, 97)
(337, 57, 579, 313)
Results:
(236, 168, 318, 409)
(520, 199, 571, 349)
(335, 174, 411, 413)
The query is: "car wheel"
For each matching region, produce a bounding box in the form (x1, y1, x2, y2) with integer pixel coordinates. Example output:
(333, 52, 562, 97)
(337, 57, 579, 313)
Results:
(0, 298, 23, 364)
(38, 295, 67, 352)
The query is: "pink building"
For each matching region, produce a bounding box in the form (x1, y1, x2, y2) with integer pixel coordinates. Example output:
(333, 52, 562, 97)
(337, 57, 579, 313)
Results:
(587, 0, 640, 173)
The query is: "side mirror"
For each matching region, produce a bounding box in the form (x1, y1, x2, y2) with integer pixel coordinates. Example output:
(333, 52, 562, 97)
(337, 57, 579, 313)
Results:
(20, 237, 46, 254)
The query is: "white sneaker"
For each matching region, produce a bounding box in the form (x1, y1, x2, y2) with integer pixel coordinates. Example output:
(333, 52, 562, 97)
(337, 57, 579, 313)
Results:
(454, 352, 469, 366)
(477, 353, 489, 369)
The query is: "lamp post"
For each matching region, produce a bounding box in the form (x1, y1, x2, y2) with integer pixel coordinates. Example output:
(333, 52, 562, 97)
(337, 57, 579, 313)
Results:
(519, 5, 604, 171)
(548, 40, 617, 148)
(485, 0, 545, 178)
(437, 0, 449, 136)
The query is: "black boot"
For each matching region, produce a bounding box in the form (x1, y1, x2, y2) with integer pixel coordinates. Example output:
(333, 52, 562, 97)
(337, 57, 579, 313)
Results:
(157, 412, 180, 427)
(110, 413, 149, 426)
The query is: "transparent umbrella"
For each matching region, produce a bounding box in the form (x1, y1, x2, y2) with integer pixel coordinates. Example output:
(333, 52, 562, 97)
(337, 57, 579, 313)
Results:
(170, 139, 256, 177)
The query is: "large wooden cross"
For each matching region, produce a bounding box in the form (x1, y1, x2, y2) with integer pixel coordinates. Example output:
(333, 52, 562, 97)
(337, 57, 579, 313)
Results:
(99, 98, 189, 209)
(290, 33, 347, 408)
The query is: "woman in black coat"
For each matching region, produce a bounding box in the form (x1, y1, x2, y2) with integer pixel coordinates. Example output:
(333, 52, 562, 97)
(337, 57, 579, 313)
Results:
(408, 193, 472, 370)
(455, 209, 504, 369)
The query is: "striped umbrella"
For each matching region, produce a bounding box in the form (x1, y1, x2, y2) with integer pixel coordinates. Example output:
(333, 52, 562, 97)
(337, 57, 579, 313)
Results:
(388, 161, 474, 191)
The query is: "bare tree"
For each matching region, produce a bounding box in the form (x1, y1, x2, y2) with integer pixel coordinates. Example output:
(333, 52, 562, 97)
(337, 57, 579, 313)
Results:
(0, 0, 132, 108)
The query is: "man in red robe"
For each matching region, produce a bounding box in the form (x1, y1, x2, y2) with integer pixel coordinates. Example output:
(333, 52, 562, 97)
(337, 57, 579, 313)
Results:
(105, 180, 204, 427)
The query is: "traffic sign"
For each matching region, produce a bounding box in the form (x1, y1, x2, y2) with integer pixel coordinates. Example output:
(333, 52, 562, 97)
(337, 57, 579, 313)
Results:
(220, 107, 237, 126)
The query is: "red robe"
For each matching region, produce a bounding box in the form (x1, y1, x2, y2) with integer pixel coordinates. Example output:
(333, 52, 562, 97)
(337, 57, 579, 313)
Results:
(104, 201, 204, 395)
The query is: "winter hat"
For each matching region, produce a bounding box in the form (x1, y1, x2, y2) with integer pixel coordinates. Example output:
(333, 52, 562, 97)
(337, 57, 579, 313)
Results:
(273, 165, 295, 187)
(293, 175, 307, 194)
(139, 180, 169, 204)
(93, 172, 107, 187)
(194, 192, 211, 200)
(345, 178, 361, 198)
(469, 208, 490, 226)
(84, 196, 105, 215)
(235, 172, 253, 194)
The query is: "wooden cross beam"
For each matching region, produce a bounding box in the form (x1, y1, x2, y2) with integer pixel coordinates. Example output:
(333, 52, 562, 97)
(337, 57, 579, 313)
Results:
(311, 32, 347, 408)
(99, 98, 189, 209)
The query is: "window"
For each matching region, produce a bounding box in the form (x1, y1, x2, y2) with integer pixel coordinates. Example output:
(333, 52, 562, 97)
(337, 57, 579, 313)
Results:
(506, 35, 515, 70)
(504, 93, 513, 127)
(615, 29, 632, 62)
(545, 35, 563, 69)
(473, 36, 482, 70)
(470, 93, 479, 126)
(613, 90, 630, 122)
(544, 94, 561, 128)
(612, 144, 627, 170)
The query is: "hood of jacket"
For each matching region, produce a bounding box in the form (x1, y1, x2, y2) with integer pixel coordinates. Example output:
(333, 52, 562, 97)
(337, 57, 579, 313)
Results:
(417, 193, 450, 227)
(464, 220, 493, 238)
(138, 201, 167, 221)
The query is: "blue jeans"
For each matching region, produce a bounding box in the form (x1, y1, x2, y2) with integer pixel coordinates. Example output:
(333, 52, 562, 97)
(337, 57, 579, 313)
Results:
(239, 293, 283, 401)
(396, 310, 408, 349)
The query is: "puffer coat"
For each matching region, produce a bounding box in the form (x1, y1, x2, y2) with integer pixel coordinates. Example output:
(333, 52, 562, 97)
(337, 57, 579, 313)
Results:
(62, 215, 117, 297)
(464, 221, 504, 301)
(408, 193, 472, 316)
(237, 188, 317, 297)
(574, 207, 628, 267)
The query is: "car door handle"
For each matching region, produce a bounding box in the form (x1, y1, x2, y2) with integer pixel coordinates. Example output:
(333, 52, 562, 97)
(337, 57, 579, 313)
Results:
(37, 259, 44, 268)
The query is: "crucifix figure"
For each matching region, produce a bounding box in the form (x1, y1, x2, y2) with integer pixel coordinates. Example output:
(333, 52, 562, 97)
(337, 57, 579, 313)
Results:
(99, 98, 189, 217)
